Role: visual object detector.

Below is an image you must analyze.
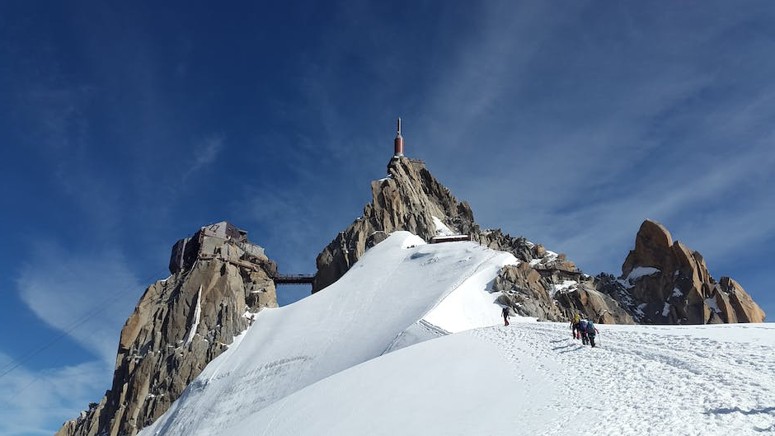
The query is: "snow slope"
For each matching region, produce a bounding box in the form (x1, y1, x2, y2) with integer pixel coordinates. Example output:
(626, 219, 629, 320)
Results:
(141, 232, 517, 435)
(227, 322, 775, 436)
(142, 231, 775, 435)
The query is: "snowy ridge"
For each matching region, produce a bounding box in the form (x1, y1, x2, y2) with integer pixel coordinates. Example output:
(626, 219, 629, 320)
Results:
(141, 231, 775, 436)
(141, 232, 517, 435)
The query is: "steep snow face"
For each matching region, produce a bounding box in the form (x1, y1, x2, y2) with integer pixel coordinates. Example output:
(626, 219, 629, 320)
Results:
(228, 322, 775, 436)
(141, 231, 517, 436)
(432, 215, 456, 236)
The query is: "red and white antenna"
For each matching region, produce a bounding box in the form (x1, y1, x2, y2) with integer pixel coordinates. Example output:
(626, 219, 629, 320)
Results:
(393, 117, 404, 157)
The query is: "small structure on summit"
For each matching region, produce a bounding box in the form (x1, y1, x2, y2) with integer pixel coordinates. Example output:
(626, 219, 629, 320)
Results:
(169, 221, 269, 275)
(393, 117, 404, 158)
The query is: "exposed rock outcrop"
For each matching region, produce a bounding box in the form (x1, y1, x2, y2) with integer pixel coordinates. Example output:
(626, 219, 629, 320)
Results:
(59, 151, 767, 436)
(492, 263, 634, 324)
(492, 263, 565, 321)
(57, 222, 278, 436)
(603, 219, 765, 324)
(313, 157, 478, 292)
(313, 157, 631, 323)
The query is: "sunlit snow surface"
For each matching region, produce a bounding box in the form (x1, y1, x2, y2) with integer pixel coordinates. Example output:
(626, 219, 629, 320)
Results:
(142, 232, 775, 436)
(431, 215, 456, 236)
(236, 323, 775, 436)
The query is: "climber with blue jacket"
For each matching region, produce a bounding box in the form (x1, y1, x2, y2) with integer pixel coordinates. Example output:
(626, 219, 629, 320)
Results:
(586, 319, 600, 347)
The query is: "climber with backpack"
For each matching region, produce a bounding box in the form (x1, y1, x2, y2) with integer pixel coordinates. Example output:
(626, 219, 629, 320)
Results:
(501, 306, 510, 326)
(570, 313, 581, 340)
(586, 319, 600, 348)
(578, 318, 589, 345)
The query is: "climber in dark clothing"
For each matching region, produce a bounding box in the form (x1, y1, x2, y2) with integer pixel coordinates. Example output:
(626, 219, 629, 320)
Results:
(502, 306, 510, 326)
(578, 319, 589, 345)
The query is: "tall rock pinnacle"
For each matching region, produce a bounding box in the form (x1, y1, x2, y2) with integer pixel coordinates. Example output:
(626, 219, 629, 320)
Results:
(313, 157, 478, 292)
(604, 219, 765, 324)
(57, 222, 278, 436)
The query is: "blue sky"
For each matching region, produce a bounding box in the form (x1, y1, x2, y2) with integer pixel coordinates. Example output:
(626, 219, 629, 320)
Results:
(1, 1, 774, 434)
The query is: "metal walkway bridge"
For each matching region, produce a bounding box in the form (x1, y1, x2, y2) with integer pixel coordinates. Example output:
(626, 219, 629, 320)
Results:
(273, 274, 315, 285)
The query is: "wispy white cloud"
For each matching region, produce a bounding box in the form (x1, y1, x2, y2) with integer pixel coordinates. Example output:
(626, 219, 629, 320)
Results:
(187, 135, 225, 176)
(401, 2, 772, 251)
(166, 134, 227, 204)
(417, 1, 585, 152)
(5, 242, 143, 432)
(16, 242, 143, 367)
(0, 353, 109, 436)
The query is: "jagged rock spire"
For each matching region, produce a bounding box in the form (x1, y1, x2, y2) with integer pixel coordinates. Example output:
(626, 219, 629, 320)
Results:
(58, 223, 278, 436)
(313, 157, 477, 292)
(612, 219, 765, 324)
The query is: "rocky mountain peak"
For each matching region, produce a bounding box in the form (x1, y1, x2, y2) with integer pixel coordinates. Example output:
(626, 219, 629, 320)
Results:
(58, 222, 278, 436)
(57, 152, 767, 436)
(313, 157, 767, 328)
(607, 219, 765, 324)
(621, 219, 675, 276)
(313, 157, 633, 325)
(313, 157, 478, 292)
